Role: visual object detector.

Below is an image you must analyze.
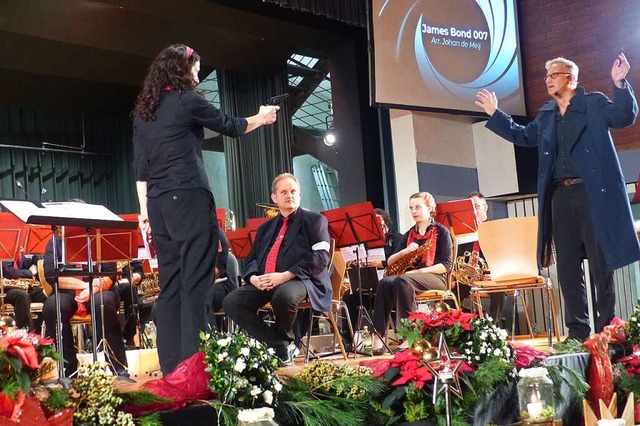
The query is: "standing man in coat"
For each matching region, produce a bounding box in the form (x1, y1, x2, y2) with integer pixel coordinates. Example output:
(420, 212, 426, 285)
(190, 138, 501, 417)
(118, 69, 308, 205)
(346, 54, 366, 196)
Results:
(475, 53, 639, 340)
(223, 173, 332, 366)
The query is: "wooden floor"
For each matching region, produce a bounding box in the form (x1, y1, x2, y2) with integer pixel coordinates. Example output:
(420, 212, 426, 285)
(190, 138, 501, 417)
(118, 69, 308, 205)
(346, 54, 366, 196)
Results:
(113, 334, 558, 393)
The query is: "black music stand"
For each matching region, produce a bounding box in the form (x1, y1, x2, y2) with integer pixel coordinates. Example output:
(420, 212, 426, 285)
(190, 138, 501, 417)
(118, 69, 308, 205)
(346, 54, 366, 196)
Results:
(0, 200, 137, 386)
(321, 202, 386, 357)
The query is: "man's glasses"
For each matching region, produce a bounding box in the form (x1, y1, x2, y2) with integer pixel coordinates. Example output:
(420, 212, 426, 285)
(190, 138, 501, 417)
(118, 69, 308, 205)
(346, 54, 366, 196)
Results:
(544, 72, 572, 81)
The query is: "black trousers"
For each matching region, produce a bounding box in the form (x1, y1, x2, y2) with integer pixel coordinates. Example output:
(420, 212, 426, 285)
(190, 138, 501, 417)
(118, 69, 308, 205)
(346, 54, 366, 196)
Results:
(43, 290, 126, 376)
(115, 283, 153, 342)
(5, 287, 47, 331)
(148, 189, 218, 375)
(373, 272, 446, 335)
(552, 183, 614, 338)
(223, 280, 308, 358)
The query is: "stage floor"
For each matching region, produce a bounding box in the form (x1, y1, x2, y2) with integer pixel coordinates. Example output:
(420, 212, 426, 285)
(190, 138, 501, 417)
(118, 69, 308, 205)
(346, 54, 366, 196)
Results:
(114, 334, 558, 393)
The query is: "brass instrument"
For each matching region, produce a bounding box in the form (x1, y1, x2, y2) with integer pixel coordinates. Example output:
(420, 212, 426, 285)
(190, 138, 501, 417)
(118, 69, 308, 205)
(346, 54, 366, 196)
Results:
(256, 203, 279, 218)
(0, 277, 42, 291)
(384, 240, 434, 277)
(139, 274, 160, 303)
(454, 250, 488, 286)
(225, 209, 237, 231)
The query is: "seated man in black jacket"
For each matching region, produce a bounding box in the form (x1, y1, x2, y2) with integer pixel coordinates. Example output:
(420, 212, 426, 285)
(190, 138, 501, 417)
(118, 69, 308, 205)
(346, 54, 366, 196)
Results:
(42, 235, 127, 376)
(1, 255, 47, 331)
(223, 173, 332, 366)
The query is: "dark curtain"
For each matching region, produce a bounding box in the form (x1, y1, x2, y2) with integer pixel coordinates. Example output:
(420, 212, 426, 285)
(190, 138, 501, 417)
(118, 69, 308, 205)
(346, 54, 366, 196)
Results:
(219, 68, 293, 226)
(0, 107, 137, 214)
(263, 0, 367, 27)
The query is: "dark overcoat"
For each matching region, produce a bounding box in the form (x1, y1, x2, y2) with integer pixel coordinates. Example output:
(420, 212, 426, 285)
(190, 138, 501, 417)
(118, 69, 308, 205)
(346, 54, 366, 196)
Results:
(486, 82, 639, 270)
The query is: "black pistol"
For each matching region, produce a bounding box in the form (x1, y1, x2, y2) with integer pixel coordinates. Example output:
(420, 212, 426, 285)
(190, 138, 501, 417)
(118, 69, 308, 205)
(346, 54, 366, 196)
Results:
(266, 93, 289, 106)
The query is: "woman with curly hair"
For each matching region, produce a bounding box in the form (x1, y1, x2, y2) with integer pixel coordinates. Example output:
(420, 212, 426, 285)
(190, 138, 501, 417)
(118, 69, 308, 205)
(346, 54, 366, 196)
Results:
(132, 44, 279, 374)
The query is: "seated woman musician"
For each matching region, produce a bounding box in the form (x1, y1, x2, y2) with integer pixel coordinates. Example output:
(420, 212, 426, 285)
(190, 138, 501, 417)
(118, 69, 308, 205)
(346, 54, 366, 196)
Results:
(372, 192, 453, 355)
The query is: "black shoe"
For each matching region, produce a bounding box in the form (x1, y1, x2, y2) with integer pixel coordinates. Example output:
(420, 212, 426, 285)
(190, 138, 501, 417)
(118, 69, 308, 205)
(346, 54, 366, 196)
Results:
(372, 348, 385, 356)
(277, 343, 299, 367)
(564, 335, 589, 343)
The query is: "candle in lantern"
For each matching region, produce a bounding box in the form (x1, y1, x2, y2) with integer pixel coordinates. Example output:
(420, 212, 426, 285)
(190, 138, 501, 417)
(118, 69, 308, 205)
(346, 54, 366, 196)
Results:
(526, 401, 543, 420)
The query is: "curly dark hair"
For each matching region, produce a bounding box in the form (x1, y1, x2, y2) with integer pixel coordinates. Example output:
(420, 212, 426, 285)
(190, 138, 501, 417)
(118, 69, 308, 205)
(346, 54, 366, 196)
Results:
(133, 44, 201, 121)
(374, 208, 394, 232)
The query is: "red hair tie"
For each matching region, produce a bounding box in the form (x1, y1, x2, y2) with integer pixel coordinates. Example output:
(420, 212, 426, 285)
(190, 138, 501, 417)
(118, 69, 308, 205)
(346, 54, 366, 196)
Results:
(185, 46, 194, 59)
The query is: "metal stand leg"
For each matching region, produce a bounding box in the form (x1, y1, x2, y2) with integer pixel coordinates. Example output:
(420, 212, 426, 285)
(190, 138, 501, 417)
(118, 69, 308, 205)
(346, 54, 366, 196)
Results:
(50, 226, 71, 389)
(352, 262, 390, 358)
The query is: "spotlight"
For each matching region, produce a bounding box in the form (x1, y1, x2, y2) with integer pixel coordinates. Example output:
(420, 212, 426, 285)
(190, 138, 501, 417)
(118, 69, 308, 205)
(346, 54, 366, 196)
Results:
(323, 128, 336, 147)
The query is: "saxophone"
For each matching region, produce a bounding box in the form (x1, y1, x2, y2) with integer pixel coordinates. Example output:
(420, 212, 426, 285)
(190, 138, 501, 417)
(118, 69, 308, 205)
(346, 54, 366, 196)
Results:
(1, 277, 41, 291)
(384, 240, 434, 277)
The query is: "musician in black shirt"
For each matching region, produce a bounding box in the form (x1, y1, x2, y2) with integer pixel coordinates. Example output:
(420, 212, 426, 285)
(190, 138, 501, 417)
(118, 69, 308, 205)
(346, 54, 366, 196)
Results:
(132, 44, 279, 374)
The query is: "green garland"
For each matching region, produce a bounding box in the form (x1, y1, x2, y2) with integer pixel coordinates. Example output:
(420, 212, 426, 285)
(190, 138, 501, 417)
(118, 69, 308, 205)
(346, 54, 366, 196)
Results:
(275, 362, 389, 426)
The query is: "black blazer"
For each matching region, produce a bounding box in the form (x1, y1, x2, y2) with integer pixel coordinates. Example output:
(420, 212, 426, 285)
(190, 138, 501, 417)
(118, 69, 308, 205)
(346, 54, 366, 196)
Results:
(243, 208, 332, 312)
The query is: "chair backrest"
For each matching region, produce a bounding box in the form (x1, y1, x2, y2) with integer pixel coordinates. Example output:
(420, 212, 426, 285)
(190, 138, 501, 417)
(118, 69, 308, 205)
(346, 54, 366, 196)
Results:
(447, 232, 459, 290)
(477, 216, 539, 281)
(37, 259, 53, 297)
(226, 251, 240, 290)
(330, 251, 348, 302)
(327, 238, 336, 272)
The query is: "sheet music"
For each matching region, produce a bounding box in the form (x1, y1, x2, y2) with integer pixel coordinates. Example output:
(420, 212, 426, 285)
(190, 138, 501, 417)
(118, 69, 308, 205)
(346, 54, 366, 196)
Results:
(340, 244, 386, 263)
(2, 201, 124, 223)
(367, 247, 386, 262)
(455, 232, 479, 245)
(340, 244, 367, 262)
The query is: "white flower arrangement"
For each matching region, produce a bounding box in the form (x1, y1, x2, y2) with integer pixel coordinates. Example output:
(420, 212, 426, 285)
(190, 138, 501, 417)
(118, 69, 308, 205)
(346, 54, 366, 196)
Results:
(237, 407, 276, 426)
(463, 317, 514, 366)
(201, 331, 282, 409)
(626, 300, 640, 344)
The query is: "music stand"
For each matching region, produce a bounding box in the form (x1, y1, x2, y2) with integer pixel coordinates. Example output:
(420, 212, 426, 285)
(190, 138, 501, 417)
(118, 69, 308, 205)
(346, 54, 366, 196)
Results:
(435, 199, 478, 237)
(0, 200, 137, 385)
(321, 202, 386, 356)
(23, 225, 53, 255)
(0, 226, 22, 312)
(65, 224, 137, 376)
(226, 227, 254, 259)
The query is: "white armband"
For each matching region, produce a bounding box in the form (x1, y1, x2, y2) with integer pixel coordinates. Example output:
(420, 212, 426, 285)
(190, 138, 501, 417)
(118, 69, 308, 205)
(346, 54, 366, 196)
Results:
(312, 241, 331, 252)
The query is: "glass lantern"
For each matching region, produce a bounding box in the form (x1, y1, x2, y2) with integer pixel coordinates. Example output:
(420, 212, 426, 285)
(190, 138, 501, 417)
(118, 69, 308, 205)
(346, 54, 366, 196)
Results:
(517, 367, 555, 424)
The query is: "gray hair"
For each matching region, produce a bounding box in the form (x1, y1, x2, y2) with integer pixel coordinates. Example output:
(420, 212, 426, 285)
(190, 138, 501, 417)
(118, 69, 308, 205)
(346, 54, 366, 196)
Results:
(545, 57, 579, 80)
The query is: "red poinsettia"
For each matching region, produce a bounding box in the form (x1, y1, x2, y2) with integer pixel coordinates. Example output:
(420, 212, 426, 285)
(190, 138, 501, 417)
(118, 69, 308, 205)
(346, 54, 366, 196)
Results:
(618, 354, 640, 376)
(407, 310, 475, 333)
(0, 336, 40, 369)
(511, 344, 548, 369)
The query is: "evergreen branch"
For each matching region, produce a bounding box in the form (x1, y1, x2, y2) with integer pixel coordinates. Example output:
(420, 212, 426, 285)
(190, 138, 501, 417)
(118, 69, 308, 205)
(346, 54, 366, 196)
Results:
(136, 413, 162, 426)
(469, 358, 513, 395)
(277, 398, 365, 426)
(116, 390, 173, 406)
(43, 388, 72, 412)
(545, 363, 589, 405)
